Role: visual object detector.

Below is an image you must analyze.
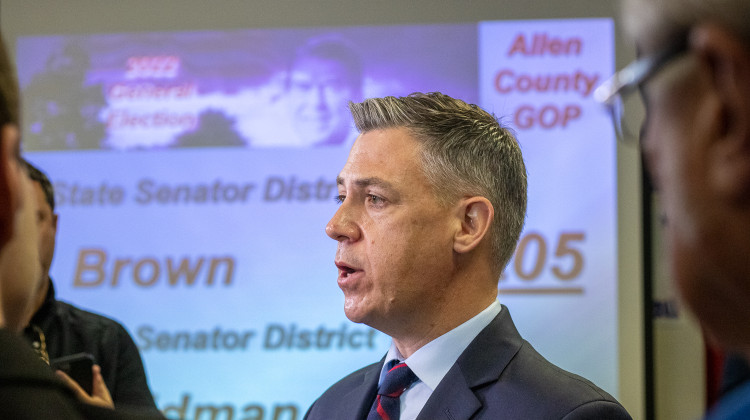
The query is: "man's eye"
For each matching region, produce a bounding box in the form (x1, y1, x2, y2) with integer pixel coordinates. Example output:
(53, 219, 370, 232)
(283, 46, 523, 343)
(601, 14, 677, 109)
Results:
(367, 194, 384, 205)
(334, 195, 345, 204)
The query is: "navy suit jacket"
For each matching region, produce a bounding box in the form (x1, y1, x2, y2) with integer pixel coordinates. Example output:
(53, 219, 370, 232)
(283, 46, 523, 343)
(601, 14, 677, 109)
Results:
(305, 306, 631, 419)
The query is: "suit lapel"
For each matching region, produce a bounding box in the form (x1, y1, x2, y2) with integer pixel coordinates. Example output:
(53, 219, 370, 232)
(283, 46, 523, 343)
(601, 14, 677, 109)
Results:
(416, 364, 481, 420)
(336, 359, 381, 420)
(415, 306, 524, 420)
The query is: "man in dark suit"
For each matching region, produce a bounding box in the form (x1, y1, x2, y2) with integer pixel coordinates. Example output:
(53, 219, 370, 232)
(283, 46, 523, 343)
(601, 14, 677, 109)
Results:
(306, 92, 631, 419)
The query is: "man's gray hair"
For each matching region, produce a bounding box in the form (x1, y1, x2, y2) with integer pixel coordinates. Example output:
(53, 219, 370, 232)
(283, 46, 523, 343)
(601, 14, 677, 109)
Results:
(623, 0, 750, 49)
(349, 92, 527, 275)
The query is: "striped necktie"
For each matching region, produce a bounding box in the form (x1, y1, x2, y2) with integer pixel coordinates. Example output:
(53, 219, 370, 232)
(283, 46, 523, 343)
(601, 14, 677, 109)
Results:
(366, 361, 418, 420)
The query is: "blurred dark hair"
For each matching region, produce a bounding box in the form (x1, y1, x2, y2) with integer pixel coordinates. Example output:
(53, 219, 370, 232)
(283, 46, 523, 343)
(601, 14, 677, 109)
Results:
(0, 33, 20, 129)
(0, 32, 21, 247)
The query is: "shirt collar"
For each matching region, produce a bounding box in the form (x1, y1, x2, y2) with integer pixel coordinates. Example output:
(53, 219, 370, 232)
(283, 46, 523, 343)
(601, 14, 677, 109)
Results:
(30, 278, 56, 323)
(379, 300, 502, 390)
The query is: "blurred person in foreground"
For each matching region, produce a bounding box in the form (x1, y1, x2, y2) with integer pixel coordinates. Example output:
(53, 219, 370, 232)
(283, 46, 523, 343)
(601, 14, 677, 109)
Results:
(595, 1, 750, 418)
(0, 31, 162, 419)
(305, 92, 631, 419)
(22, 160, 160, 414)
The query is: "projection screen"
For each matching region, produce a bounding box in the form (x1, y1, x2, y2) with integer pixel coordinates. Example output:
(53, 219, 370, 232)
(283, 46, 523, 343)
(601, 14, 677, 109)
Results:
(1, 1, 644, 418)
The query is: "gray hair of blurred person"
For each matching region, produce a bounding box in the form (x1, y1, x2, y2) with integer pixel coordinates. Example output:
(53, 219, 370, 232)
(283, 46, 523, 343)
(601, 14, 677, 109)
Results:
(348, 92, 527, 276)
(622, 0, 750, 49)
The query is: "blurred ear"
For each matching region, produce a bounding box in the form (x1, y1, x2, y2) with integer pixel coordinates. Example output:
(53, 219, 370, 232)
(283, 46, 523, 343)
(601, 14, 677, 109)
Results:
(692, 24, 750, 203)
(453, 196, 493, 254)
(0, 124, 19, 247)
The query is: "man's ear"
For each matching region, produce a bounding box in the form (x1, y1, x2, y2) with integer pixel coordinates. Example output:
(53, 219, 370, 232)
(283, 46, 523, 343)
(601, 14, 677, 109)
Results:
(453, 196, 493, 254)
(692, 23, 750, 203)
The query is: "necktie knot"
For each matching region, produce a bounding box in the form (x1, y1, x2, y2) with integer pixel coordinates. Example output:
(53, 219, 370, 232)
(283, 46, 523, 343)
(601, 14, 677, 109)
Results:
(367, 361, 418, 420)
(379, 362, 417, 398)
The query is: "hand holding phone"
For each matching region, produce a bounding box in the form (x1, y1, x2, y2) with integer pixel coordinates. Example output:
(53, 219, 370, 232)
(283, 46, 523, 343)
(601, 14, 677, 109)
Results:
(51, 353, 114, 409)
(50, 352, 95, 394)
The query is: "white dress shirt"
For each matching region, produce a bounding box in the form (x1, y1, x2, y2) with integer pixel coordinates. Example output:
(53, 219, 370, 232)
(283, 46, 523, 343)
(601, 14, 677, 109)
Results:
(376, 300, 502, 420)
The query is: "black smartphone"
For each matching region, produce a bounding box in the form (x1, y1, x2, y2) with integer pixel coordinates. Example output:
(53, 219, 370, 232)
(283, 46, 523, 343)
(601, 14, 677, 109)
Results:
(50, 352, 96, 395)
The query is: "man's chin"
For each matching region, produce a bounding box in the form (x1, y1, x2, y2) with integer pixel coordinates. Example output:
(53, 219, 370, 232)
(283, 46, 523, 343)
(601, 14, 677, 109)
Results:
(343, 304, 372, 326)
(343, 310, 365, 325)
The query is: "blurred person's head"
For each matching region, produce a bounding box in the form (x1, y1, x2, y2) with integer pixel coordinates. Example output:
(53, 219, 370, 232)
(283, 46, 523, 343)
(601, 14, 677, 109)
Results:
(0, 33, 42, 332)
(287, 37, 362, 146)
(618, 0, 750, 353)
(23, 160, 58, 313)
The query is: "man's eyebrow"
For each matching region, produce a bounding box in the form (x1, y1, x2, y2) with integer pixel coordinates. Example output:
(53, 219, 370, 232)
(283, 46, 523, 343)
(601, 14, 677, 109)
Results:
(336, 176, 395, 191)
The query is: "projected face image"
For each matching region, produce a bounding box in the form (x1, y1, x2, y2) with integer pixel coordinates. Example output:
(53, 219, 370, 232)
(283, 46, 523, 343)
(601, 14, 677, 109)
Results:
(326, 128, 457, 335)
(287, 41, 361, 147)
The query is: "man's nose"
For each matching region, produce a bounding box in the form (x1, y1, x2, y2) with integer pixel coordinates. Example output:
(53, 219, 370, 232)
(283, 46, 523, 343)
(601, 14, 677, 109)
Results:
(326, 203, 359, 242)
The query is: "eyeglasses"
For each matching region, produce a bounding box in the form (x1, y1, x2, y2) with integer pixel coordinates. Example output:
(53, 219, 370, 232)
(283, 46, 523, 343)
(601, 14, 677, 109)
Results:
(594, 38, 688, 143)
